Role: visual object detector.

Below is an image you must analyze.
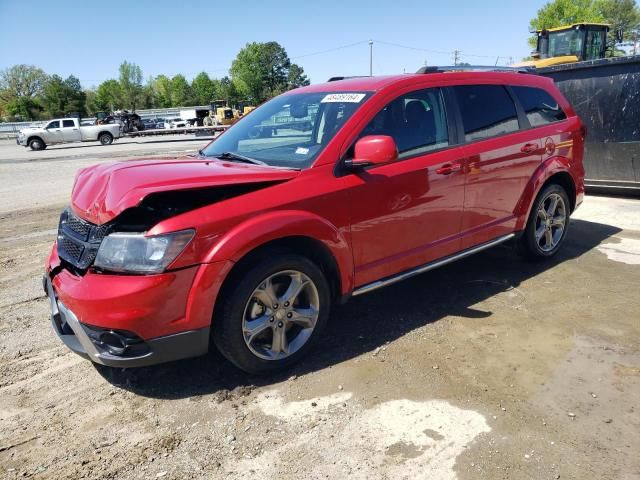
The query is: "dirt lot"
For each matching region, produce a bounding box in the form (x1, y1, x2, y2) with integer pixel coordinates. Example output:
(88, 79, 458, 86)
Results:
(0, 138, 639, 480)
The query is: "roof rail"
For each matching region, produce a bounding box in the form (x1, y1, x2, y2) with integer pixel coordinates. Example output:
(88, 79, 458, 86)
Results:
(327, 76, 368, 82)
(416, 65, 535, 74)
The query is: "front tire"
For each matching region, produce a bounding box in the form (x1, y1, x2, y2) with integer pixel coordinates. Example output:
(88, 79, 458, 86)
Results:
(213, 254, 331, 375)
(29, 138, 45, 151)
(99, 132, 113, 145)
(518, 183, 570, 259)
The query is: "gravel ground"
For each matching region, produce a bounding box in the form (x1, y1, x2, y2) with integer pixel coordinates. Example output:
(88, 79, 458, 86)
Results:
(0, 138, 639, 480)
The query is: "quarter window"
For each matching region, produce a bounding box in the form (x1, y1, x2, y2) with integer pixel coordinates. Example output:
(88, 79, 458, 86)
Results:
(360, 88, 449, 158)
(453, 85, 519, 142)
(62, 120, 75, 128)
(512, 86, 567, 127)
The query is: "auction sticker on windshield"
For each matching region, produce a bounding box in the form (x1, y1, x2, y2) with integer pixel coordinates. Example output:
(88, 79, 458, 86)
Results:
(321, 93, 366, 103)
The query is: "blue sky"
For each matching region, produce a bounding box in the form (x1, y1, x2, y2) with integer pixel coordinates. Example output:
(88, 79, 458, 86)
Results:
(0, 0, 547, 87)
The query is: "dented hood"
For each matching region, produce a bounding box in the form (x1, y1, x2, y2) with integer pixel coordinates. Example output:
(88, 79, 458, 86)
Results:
(71, 157, 300, 224)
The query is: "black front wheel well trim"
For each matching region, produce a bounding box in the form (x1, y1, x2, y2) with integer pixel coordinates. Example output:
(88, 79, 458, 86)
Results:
(212, 236, 342, 323)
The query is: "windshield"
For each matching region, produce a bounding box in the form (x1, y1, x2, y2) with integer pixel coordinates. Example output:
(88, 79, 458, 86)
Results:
(201, 91, 371, 168)
(545, 29, 584, 58)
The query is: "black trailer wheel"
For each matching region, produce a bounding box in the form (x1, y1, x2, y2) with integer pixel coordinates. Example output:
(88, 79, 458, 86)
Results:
(99, 133, 113, 145)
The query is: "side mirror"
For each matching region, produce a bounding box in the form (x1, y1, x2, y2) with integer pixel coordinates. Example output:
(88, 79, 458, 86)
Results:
(345, 135, 398, 170)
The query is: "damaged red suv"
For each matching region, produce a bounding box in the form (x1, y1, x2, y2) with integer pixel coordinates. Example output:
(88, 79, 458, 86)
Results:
(45, 68, 584, 374)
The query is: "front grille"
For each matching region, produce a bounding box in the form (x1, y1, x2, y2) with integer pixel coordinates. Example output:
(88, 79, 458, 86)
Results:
(57, 208, 111, 271)
(65, 216, 91, 237)
(59, 236, 84, 259)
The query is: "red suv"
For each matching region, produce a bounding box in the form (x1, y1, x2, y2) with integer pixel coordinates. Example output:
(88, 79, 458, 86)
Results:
(45, 69, 584, 374)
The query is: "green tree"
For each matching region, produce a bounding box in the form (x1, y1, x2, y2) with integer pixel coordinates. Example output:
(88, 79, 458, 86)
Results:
(170, 74, 193, 106)
(92, 79, 123, 112)
(596, 0, 640, 41)
(191, 72, 218, 105)
(230, 41, 308, 103)
(41, 74, 86, 118)
(139, 78, 156, 109)
(152, 75, 173, 108)
(118, 61, 143, 110)
(0, 64, 48, 120)
(529, 0, 639, 47)
(5, 97, 42, 120)
(84, 89, 98, 115)
(218, 76, 240, 105)
(287, 64, 310, 89)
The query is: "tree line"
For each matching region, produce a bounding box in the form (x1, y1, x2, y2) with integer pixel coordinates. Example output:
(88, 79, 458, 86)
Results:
(0, 41, 310, 122)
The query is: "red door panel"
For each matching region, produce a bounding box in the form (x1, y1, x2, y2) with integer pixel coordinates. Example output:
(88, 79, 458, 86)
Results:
(348, 147, 466, 287)
(460, 131, 542, 248)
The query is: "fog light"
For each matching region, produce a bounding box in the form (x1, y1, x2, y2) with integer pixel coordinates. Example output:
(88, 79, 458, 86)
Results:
(82, 325, 149, 357)
(100, 332, 129, 355)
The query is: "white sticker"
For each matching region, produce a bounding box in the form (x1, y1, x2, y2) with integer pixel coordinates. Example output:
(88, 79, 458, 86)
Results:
(321, 93, 366, 103)
(295, 147, 310, 155)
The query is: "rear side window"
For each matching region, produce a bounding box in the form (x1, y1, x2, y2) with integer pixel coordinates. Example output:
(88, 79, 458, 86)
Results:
(453, 85, 519, 142)
(62, 120, 75, 128)
(512, 86, 567, 127)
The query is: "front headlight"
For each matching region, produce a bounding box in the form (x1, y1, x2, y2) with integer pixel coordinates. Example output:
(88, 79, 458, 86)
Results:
(94, 229, 195, 274)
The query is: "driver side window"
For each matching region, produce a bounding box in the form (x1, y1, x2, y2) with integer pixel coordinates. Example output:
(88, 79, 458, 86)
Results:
(360, 88, 449, 159)
(47, 120, 60, 129)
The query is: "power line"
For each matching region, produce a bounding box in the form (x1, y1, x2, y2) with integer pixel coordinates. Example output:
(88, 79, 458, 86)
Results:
(372, 39, 451, 56)
(372, 38, 519, 61)
(291, 40, 370, 60)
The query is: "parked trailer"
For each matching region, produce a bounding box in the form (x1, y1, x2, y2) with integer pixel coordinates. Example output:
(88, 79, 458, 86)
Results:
(123, 124, 229, 137)
(538, 56, 640, 193)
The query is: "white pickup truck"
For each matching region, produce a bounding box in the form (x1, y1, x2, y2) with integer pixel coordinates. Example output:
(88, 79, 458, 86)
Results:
(16, 118, 121, 151)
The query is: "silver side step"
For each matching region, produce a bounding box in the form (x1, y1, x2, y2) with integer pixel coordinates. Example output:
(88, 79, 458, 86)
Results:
(352, 233, 516, 297)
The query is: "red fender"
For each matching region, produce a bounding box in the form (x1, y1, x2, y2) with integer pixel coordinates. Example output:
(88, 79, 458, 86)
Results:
(514, 155, 581, 231)
(204, 210, 354, 295)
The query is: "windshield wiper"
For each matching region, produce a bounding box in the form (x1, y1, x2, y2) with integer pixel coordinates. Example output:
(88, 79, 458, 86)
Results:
(215, 151, 267, 166)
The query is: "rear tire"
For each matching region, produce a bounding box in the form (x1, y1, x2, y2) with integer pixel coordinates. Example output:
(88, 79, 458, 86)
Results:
(99, 133, 113, 145)
(517, 183, 570, 259)
(213, 254, 331, 375)
(29, 138, 45, 151)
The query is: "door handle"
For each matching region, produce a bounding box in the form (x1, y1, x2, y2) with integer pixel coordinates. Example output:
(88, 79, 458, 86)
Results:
(72, 128, 79, 131)
(435, 163, 463, 175)
(520, 143, 539, 154)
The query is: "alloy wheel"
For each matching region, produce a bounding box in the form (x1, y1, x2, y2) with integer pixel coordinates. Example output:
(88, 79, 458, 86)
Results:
(535, 193, 567, 252)
(242, 270, 320, 361)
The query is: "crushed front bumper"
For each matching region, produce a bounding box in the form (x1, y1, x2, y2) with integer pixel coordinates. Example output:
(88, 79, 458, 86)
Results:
(44, 275, 209, 368)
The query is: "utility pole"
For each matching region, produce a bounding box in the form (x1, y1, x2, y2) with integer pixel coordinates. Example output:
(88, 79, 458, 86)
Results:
(369, 40, 373, 76)
(453, 50, 461, 66)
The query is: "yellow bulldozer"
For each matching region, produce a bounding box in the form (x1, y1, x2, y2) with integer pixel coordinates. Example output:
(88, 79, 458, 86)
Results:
(210, 101, 256, 126)
(513, 23, 616, 68)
